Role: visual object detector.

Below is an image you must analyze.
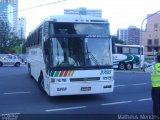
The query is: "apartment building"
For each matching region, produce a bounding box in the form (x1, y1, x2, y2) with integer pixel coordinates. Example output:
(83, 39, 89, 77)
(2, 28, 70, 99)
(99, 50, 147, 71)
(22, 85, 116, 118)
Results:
(17, 17, 26, 39)
(142, 13, 160, 55)
(117, 26, 140, 45)
(0, 0, 18, 36)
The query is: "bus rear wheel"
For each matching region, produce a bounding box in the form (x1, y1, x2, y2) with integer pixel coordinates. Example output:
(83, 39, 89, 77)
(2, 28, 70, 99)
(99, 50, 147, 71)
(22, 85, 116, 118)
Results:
(118, 62, 125, 70)
(126, 62, 133, 70)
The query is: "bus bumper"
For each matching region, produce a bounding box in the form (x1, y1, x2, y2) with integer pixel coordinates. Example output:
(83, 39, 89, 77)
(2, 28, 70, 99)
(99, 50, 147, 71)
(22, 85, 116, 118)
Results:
(48, 81, 114, 96)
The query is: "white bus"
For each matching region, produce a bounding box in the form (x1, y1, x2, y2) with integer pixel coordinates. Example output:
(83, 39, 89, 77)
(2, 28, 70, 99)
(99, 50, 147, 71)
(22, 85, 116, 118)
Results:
(113, 44, 144, 70)
(25, 15, 114, 96)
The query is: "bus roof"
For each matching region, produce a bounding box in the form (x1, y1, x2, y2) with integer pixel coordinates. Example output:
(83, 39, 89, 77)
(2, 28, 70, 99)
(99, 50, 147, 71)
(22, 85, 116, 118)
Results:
(27, 14, 109, 37)
(45, 14, 109, 23)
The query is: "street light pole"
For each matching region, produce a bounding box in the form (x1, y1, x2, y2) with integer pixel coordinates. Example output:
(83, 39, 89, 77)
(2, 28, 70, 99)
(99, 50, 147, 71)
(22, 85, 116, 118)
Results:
(140, 10, 160, 69)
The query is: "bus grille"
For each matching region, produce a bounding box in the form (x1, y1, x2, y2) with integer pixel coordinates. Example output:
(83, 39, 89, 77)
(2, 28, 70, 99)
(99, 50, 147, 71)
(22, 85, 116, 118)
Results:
(70, 77, 100, 82)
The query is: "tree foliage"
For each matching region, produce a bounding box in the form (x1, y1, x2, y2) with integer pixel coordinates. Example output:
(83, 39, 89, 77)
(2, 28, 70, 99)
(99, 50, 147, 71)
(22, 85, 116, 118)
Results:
(111, 35, 126, 44)
(0, 18, 23, 54)
(0, 36, 23, 54)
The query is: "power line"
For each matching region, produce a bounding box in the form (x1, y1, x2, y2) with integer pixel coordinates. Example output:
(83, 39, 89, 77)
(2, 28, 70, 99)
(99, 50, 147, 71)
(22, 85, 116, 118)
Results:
(8, 0, 67, 14)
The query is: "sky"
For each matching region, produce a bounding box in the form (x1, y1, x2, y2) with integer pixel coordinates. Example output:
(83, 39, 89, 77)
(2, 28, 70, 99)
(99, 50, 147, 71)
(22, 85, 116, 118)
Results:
(18, 0, 160, 36)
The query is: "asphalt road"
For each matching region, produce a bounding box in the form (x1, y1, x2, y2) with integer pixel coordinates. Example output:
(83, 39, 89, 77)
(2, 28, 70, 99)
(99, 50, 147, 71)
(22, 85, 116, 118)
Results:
(0, 66, 153, 120)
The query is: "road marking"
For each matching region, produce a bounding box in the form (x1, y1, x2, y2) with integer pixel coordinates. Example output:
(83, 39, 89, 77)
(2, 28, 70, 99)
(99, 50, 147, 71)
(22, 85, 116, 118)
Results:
(132, 83, 148, 86)
(114, 70, 144, 73)
(101, 101, 132, 106)
(2, 113, 20, 115)
(114, 85, 126, 87)
(138, 98, 152, 102)
(115, 83, 148, 88)
(45, 106, 86, 112)
(3, 91, 31, 95)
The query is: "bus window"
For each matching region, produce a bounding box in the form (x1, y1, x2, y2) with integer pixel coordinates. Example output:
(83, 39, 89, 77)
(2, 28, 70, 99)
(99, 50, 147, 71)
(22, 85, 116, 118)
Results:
(117, 46, 122, 53)
(130, 47, 139, 54)
(44, 22, 49, 39)
(122, 47, 129, 53)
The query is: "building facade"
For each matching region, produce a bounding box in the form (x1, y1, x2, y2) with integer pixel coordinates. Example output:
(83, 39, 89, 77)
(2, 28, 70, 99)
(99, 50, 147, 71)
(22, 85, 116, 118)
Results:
(117, 26, 140, 45)
(117, 28, 128, 44)
(142, 13, 160, 55)
(64, 7, 102, 18)
(0, 0, 18, 36)
(17, 17, 26, 39)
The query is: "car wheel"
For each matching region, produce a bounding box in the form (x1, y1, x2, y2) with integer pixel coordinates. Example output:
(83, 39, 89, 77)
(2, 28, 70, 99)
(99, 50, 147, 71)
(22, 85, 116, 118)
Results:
(15, 62, 20, 67)
(126, 62, 133, 70)
(0, 62, 3, 67)
(118, 62, 125, 70)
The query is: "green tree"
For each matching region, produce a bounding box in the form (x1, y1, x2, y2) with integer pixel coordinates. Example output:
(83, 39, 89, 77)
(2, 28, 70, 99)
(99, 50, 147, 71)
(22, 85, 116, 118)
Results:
(111, 35, 126, 44)
(0, 18, 23, 54)
(0, 35, 22, 54)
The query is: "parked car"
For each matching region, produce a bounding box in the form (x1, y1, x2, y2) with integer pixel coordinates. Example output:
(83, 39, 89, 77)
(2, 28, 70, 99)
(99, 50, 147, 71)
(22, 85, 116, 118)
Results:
(0, 55, 21, 67)
(142, 61, 156, 71)
(144, 61, 155, 67)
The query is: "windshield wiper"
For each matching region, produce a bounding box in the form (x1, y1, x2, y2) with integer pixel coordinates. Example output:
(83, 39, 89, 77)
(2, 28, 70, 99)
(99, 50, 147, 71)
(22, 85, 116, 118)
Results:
(85, 41, 100, 66)
(87, 52, 100, 66)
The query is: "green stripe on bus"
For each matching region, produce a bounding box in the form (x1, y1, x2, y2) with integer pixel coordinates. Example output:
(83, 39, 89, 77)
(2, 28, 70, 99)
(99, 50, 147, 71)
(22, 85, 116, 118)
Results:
(54, 71, 60, 77)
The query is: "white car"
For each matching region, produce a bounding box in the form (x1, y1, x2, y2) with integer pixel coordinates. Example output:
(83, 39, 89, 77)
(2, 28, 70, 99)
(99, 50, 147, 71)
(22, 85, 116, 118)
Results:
(142, 61, 155, 69)
(0, 55, 21, 67)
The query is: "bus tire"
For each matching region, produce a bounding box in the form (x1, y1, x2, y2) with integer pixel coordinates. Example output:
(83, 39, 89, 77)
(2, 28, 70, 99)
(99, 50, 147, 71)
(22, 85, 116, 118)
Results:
(38, 73, 46, 94)
(118, 62, 125, 70)
(0, 62, 3, 67)
(28, 65, 33, 78)
(126, 62, 133, 70)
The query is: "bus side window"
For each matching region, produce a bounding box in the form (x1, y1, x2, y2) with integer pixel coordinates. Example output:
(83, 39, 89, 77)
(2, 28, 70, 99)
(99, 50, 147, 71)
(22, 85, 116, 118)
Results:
(38, 28, 42, 45)
(44, 40, 50, 64)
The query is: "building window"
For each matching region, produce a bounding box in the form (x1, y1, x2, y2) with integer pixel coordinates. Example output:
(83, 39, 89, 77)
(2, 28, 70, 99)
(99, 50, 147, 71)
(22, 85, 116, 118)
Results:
(154, 39, 159, 45)
(147, 47, 152, 52)
(154, 24, 158, 31)
(147, 39, 152, 45)
(154, 24, 158, 28)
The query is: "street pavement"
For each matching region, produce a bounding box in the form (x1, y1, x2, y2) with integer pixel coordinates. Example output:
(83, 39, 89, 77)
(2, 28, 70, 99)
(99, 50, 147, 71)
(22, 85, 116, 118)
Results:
(0, 66, 153, 119)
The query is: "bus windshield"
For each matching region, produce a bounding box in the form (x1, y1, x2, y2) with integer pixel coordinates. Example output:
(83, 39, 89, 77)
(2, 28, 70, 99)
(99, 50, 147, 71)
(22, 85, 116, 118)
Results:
(48, 23, 111, 68)
(51, 37, 111, 68)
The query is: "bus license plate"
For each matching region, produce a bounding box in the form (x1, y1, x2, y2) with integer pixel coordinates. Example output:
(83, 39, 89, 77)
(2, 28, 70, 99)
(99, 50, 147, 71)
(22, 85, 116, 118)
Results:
(81, 87, 91, 91)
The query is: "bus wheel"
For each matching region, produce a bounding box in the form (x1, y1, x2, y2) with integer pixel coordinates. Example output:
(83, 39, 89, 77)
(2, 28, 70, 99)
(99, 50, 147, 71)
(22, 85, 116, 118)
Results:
(118, 62, 125, 70)
(38, 74, 46, 94)
(126, 63, 132, 70)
